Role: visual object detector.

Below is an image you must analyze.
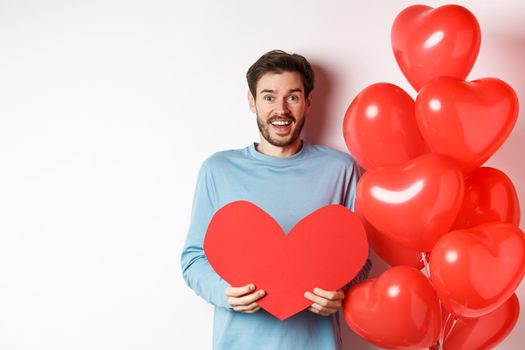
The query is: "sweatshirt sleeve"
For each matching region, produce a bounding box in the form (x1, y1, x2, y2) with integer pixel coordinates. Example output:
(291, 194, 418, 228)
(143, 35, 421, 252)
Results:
(343, 258, 372, 292)
(180, 163, 230, 308)
(344, 160, 363, 212)
(343, 159, 372, 290)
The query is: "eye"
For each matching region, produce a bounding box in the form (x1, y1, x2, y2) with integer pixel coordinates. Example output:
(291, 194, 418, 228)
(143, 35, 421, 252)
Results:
(288, 95, 299, 102)
(263, 95, 274, 102)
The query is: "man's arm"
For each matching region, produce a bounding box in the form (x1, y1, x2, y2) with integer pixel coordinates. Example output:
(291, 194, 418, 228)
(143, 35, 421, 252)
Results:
(343, 257, 373, 291)
(340, 159, 373, 291)
(304, 159, 372, 316)
(181, 163, 265, 312)
(180, 163, 231, 308)
(344, 159, 373, 291)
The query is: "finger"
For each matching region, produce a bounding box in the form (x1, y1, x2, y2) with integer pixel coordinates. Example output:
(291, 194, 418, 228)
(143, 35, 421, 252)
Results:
(242, 305, 261, 314)
(312, 288, 345, 301)
(310, 300, 340, 316)
(225, 284, 255, 297)
(304, 292, 341, 309)
(308, 305, 322, 315)
(229, 289, 266, 307)
(308, 305, 334, 317)
(233, 301, 261, 313)
(311, 301, 339, 313)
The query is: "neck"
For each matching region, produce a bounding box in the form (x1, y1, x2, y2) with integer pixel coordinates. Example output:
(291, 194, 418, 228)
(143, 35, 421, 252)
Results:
(256, 138, 303, 158)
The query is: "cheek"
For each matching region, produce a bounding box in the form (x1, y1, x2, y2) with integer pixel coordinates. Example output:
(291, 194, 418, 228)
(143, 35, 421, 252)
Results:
(257, 104, 273, 116)
(292, 105, 307, 116)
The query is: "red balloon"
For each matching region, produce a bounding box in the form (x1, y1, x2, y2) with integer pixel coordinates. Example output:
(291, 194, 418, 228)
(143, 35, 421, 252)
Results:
(443, 294, 520, 350)
(356, 154, 464, 252)
(343, 266, 441, 349)
(343, 83, 428, 169)
(415, 77, 519, 173)
(452, 167, 521, 230)
(360, 215, 424, 269)
(391, 4, 481, 91)
(430, 223, 525, 318)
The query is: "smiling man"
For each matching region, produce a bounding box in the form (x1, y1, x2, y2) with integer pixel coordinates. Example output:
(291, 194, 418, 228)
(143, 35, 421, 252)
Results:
(181, 50, 371, 350)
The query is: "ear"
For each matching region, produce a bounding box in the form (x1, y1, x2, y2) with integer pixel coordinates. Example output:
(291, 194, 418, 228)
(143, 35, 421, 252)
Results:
(305, 91, 313, 112)
(248, 91, 256, 113)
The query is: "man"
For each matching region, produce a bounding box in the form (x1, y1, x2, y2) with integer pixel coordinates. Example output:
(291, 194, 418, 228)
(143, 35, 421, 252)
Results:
(181, 50, 371, 350)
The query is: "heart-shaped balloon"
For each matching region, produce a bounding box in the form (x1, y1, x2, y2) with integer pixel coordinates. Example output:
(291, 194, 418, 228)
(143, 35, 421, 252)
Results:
(203, 201, 369, 320)
(359, 214, 424, 269)
(443, 294, 520, 350)
(430, 223, 525, 318)
(356, 154, 464, 252)
(415, 77, 519, 173)
(343, 82, 428, 169)
(391, 4, 481, 91)
(452, 167, 520, 230)
(343, 265, 441, 349)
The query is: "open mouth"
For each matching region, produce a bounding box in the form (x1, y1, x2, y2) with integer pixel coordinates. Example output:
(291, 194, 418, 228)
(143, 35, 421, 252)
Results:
(269, 118, 294, 135)
(270, 119, 292, 126)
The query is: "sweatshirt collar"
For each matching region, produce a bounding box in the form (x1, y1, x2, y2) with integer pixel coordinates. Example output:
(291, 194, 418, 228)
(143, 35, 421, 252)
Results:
(248, 140, 306, 163)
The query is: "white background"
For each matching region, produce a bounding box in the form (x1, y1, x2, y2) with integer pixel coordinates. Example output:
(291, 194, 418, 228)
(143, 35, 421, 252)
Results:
(0, 0, 524, 349)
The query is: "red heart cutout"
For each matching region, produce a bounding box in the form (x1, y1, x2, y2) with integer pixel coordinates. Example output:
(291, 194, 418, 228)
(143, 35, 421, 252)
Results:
(203, 201, 368, 320)
(356, 154, 464, 252)
(391, 4, 481, 91)
(342, 82, 428, 170)
(416, 77, 519, 173)
(443, 294, 520, 350)
(430, 223, 525, 318)
(343, 266, 441, 349)
(452, 167, 520, 230)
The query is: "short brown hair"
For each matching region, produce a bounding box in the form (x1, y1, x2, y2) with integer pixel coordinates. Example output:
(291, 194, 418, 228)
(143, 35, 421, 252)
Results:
(246, 50, 314, 99)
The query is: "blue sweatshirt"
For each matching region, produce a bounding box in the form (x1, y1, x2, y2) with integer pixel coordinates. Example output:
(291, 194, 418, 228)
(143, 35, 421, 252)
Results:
(181, 142, 371, 350)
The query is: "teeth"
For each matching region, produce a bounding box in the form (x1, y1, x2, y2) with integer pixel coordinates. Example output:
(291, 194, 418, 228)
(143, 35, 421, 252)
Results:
(271, 120, 291, 126)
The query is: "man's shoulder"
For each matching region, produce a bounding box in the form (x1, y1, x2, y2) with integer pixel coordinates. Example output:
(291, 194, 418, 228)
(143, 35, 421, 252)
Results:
(201, 146, 249, 170)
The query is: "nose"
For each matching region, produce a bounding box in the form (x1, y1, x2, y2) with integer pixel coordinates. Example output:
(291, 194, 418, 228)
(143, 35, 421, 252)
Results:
(275, 98, 291, 115)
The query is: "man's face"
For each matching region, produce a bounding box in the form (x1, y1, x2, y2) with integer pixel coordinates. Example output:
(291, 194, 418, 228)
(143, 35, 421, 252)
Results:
(249, 71, 311, 148)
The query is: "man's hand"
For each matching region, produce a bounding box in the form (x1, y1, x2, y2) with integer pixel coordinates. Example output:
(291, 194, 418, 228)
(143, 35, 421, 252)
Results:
(304, 288, 344, 316)
(225, 284, 266, 314)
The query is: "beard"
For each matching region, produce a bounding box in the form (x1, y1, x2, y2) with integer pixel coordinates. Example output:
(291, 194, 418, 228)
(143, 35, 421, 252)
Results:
(256, 113, 305, 147)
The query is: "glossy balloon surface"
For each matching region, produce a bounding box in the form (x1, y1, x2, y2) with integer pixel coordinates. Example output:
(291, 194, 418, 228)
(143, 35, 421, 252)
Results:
(359, 214, 424, 269)
(343, 82, 427, 169)
(452, 167, 520, 230)
(430, 223, 525, 318)
(343, 266, 441, 349)
(356, 154, 464, 252)
(392, 4, 480, 91)
(416, 77, 518, 173)
(443, 294, 519, 350)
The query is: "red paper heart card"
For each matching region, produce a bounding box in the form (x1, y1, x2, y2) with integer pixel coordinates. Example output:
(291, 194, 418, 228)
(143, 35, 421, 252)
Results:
(203, 200, 369, 320)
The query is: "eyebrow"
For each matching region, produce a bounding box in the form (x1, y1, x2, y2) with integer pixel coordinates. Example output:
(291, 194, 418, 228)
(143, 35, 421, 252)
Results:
(259, 88, 303, 94)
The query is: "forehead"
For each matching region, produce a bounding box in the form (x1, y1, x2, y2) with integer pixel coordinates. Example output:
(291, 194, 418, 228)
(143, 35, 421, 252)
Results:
(256, 71, 304, 94)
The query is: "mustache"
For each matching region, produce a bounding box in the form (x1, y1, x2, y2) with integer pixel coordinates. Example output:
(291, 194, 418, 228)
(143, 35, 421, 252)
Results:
(268, 115, 296, 123)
